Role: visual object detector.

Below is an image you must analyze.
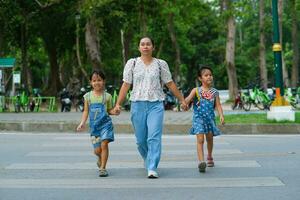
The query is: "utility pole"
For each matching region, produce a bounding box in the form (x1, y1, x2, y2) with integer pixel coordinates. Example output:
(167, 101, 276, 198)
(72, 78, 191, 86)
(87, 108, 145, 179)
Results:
(267, 0, 294, 121)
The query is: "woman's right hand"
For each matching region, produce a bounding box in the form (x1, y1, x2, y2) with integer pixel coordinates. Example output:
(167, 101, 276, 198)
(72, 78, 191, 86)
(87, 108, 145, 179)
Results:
(113, 104, 122, 115)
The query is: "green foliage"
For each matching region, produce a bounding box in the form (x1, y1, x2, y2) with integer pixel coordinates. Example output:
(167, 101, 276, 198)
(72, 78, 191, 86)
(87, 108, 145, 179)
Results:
(0, 0, 299, 95)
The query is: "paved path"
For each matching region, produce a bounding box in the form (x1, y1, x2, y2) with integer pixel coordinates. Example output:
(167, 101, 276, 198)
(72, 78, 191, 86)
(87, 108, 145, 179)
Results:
(1, 105, 299, 134)
(1, 133, 299, 200)
(0, 103, 261, 124)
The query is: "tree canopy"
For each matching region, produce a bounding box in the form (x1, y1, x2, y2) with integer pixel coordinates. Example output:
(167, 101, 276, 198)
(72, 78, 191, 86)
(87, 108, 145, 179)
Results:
(0, 0, 299, 97)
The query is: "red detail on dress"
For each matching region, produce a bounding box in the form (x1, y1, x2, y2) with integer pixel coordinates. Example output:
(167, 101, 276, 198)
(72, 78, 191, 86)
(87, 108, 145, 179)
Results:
(201, 91, 213, 100)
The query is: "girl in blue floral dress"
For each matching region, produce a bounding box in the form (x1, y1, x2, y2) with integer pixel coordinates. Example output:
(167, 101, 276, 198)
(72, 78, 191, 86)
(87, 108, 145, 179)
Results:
(185, 66, 225, 173)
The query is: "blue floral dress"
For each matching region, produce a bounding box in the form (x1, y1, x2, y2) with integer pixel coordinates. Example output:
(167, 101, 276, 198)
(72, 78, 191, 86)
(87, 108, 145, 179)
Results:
(189, 87, 221, 136)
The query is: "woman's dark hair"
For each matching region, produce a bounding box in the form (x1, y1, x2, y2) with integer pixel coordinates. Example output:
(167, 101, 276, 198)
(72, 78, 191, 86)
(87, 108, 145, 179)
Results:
(139, 36, 155, 47)
(198, 65, 213, 77)
(90, 69, 106, 81)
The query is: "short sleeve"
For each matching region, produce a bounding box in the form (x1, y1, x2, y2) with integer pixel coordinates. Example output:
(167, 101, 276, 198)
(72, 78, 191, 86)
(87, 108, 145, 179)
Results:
(122, 58, 136, 84)
(83, 92, 89, 102)
(214, 89, 219, 97)
(158, 59, 172, 84)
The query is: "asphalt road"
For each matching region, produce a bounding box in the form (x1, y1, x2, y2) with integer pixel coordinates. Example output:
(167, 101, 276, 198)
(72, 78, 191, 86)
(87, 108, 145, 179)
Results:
(0, 133, 299, 200)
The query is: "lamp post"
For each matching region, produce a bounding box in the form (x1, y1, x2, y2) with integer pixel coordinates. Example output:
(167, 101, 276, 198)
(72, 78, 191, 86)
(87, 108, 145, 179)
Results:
(271, 0, 286, 105)
(267, 0, 294, 122)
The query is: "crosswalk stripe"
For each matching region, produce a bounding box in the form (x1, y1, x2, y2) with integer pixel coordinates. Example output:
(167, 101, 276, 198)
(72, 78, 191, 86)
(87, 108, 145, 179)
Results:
(53, 135, 228, 141)
(0, 177, 284, 188)
(5, 160, 260, 170)
(25, 149, 242, 157)
(42, 142, 230, 147)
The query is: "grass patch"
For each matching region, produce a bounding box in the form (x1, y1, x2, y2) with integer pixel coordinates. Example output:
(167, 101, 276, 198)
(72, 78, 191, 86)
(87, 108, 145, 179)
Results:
(218, 112, 300, 124)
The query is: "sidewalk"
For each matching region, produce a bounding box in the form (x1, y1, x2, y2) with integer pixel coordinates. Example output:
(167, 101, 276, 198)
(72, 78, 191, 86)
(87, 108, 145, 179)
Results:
(0, 104, 299, 134)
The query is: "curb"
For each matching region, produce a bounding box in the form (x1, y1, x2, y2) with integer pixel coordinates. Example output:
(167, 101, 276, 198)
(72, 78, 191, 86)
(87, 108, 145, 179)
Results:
(0, 122, 299, 134)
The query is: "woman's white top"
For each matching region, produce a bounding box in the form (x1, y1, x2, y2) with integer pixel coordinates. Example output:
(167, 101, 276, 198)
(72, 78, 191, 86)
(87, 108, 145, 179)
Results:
(123, 57, 173, 101)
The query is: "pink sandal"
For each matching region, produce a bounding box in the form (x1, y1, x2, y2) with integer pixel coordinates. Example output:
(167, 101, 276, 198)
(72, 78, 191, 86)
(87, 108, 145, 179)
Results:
(207, 157, 214, 167)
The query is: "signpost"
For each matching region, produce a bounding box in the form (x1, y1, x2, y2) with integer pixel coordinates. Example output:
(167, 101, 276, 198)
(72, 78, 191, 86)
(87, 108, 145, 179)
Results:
(0, 58, 16, 112)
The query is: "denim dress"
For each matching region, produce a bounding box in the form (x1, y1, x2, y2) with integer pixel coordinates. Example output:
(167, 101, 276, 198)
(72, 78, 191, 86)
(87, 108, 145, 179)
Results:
(88, 92, 114, 148)
(189, 87, 221, 136)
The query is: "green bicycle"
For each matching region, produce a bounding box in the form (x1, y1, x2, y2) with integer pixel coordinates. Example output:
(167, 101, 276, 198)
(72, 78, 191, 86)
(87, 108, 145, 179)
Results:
(241, 86, 272, 111)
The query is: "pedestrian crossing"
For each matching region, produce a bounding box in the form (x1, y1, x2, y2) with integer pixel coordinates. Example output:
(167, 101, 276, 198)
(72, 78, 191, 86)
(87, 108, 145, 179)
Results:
(0, 134, 284, 189)
(0, 177, 283, 189)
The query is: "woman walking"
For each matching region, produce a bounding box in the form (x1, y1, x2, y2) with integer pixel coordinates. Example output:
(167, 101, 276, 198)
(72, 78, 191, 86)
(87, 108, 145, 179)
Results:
(114, 36, 187, 178)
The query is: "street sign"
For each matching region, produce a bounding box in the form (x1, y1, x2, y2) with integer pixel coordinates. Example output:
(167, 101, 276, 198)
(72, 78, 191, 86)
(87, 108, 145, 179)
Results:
(0, 58, 15, 68)
(13, 71, 21, 84)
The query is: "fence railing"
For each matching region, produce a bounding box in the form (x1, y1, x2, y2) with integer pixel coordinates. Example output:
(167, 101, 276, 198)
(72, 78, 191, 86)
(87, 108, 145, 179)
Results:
(0, 96, 56, 112)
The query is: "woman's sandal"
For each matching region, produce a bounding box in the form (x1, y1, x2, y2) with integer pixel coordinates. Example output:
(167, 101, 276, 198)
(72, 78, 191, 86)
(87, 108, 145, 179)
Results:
(207, 157, 214, 167)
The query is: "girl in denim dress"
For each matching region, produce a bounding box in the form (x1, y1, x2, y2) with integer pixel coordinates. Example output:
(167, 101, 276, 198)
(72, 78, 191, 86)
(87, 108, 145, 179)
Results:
(77, 70, 117, 177)
(185, 66, 225, 173)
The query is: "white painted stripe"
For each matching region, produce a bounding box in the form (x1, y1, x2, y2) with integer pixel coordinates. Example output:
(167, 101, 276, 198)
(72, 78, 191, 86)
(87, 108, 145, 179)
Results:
(53, 135, 228, 141)
(26, 149, 242, 157)
(42, 142, 230, 147)
(5, 160, 260, 170)
(0, 177, 284, 188)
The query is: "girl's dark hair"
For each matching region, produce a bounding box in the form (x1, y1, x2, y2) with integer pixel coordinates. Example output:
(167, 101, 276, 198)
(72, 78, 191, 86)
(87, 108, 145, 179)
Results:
(90, 69, 106, 80)
(198, 65, 213, 77)
(139, 36, 155, 47)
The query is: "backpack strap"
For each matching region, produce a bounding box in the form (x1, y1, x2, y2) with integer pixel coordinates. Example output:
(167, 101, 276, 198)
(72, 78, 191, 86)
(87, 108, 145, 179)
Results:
(156, 58, 163, 87)
(131, 58, 137, 86)
(195, 87, 201, 102)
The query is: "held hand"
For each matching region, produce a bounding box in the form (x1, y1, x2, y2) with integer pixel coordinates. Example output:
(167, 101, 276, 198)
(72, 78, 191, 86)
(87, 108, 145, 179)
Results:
(113, 104, 122, 115)
(180, 100, 188, 111)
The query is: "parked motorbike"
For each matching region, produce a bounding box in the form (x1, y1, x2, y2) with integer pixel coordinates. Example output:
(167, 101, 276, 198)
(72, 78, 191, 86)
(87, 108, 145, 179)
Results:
(164, 89, 176, 110)
(76, 87, 86, 112)
(232, 91, 243, 110)
(60, 88, 72, 112)
(29, 88, 41, 112)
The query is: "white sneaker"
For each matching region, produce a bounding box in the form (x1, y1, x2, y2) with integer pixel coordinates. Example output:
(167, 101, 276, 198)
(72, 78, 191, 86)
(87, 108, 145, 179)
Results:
(147, 170, 159, 178)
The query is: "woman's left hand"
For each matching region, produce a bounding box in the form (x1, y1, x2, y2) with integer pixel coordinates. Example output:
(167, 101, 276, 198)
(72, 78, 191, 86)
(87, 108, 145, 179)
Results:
(180, 100, 188, 111)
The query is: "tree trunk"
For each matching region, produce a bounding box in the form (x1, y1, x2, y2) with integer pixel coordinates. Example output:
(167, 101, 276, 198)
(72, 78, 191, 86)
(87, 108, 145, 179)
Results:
(278, 0, 289, 87)
(139, 0, 147, 35)
(0, 26, 3, 57)
(291, 0, 299, 87)
(85, 18, 102, 70)
(224, 0, 238, 100)
(43, 35, 60, 95)
(121, 29, 126, 66)
(20, 18, 32, 91)
(47, 46, 60, 95)
(75, 19, 88, 81)
(156, 40, 164, 59)
(123, 30, 133, 64)
(259, 0, 268, 91)
(168, 12, 181, 83)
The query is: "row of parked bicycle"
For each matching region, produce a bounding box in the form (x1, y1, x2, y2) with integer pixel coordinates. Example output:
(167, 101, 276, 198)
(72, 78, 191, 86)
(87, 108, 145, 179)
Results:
(232, 85, 300, 111)
(59, 85, 184, 112)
